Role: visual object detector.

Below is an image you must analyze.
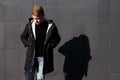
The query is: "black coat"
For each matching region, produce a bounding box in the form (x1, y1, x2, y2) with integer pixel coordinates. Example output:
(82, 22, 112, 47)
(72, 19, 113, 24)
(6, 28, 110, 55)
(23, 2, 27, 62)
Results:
(20, 19, 61, 74)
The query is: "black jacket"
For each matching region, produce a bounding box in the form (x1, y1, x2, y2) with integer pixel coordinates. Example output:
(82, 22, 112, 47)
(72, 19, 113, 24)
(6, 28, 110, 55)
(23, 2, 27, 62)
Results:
(20, 18, 61, 74)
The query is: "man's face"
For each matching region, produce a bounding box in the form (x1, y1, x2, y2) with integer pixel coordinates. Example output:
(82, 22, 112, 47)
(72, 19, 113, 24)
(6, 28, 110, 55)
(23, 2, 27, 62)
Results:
(32, 15, 44, 25)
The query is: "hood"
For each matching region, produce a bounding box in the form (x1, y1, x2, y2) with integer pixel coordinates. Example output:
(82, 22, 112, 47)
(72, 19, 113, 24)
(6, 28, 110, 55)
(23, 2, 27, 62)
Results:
(29, 18, 33, 23)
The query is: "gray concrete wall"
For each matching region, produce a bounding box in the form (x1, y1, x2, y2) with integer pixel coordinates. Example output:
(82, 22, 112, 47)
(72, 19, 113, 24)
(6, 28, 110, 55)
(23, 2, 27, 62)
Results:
(0, 0, 120, 80)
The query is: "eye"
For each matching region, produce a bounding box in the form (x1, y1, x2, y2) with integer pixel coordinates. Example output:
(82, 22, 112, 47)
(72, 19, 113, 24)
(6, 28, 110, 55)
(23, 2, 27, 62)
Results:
(37, 18, 41, 20)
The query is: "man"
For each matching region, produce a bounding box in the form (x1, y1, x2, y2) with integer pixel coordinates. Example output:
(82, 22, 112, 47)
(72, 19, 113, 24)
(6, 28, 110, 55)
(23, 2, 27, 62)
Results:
(20, 5, 61, 80)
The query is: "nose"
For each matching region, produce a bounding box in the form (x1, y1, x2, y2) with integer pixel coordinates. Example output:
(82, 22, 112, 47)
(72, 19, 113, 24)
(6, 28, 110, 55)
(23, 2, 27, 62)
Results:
(36, 19, 40, 22)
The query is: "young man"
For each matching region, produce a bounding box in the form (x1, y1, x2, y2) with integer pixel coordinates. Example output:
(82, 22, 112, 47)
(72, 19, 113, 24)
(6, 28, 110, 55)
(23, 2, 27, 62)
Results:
(20, 5, 61, 80)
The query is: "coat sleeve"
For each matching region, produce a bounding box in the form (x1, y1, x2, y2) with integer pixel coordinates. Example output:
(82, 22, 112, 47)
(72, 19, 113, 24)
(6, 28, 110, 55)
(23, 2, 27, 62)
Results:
(20, 23, 30, 47)
(50, 24, 61, 48)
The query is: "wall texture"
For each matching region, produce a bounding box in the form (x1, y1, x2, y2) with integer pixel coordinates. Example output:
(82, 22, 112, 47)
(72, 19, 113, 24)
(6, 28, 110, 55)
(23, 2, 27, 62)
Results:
(0, 0, 120, 80)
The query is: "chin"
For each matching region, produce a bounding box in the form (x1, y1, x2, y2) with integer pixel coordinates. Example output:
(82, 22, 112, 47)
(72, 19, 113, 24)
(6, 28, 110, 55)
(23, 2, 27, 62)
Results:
(36, 23, 40, 25)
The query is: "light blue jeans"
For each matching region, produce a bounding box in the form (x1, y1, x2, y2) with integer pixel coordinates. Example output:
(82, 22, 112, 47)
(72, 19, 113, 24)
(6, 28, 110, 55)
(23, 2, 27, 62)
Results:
(37, 57, 44, 80)
(25, 57, 44, 80)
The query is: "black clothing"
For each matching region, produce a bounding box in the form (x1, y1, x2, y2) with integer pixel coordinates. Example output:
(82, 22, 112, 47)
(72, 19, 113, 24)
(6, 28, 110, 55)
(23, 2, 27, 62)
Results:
(35, 21, 48, 57)
(20, 18, 61, 74)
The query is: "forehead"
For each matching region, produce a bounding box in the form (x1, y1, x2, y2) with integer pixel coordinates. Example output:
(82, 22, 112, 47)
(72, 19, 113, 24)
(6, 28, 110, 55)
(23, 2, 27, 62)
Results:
(32, 15, 41, 19)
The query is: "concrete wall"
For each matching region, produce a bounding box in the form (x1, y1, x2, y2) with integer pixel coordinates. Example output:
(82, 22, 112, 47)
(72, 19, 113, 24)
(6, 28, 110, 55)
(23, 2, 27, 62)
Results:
(0, 0, 120, 80)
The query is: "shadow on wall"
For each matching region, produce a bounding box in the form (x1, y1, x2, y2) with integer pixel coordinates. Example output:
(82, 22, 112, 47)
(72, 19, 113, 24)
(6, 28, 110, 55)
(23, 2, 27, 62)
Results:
(58, 34, 92, 80)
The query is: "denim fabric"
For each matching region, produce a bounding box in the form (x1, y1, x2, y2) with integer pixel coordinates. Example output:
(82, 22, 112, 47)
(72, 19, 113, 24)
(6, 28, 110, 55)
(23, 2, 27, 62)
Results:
(25, 57, 44, 80)
(37, 57, 44, 80)
(25, 67, 36, 80)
